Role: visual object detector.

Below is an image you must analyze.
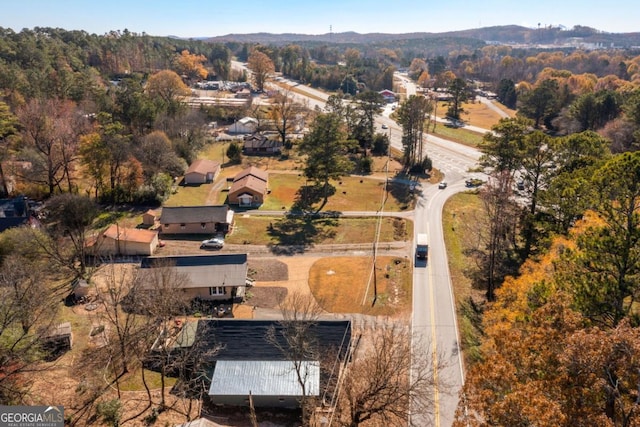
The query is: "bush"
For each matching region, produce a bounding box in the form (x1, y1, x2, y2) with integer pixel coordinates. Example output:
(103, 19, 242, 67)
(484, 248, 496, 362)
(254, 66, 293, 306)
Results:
(360, 157, 372, 174)
(372, 134, 389, 155)
(226, 141, 242, 164)
(96, 399, 122, 427)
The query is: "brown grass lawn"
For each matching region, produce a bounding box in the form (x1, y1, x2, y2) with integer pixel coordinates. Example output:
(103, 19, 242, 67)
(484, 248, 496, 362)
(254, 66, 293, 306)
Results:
(266, 173, 416, 212)
(435, 99, 504, 129)
(259, 173, 415, 212)
(309, 256, 413, 316)
(165, 140, 412, 211)
(228, 215, 412, 245)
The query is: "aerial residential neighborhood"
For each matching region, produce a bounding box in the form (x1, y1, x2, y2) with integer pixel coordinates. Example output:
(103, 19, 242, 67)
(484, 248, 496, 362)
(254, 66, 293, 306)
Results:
(2, 2, 640, 426)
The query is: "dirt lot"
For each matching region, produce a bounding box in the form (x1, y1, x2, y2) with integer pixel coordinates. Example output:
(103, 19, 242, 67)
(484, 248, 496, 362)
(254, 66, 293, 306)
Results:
(234, 256, 319, 318)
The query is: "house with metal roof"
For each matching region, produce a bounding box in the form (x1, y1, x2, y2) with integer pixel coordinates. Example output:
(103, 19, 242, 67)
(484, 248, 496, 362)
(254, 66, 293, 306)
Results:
(139, 254, 248, 301)
(187, 319, 353, 409)
(228, 117, 259, 134)
(227, 166, 268, 207)
(159, 205, 233, 235)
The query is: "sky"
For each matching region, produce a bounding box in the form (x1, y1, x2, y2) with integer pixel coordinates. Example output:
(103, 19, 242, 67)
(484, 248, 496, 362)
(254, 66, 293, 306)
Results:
(1, 0, 639, 38)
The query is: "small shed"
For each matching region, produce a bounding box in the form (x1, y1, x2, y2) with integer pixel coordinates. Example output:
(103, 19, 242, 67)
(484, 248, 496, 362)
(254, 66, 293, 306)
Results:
(142, 209, 158, 227)
(42, 322, 73, 358)
(72, 278, 90, 299)
(229, 117, 259, 134)
(209, 360, 320, 408)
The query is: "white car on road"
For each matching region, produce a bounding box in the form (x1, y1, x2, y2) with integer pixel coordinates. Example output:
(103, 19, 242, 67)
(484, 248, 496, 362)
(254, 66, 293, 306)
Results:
(200, 238, 224, 250)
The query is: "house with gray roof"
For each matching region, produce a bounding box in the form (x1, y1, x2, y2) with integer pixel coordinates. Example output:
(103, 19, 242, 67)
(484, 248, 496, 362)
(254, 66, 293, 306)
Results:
(139, 254, 248, 301)
(159, 205, 233, 235)
(242, 134, 283, 155)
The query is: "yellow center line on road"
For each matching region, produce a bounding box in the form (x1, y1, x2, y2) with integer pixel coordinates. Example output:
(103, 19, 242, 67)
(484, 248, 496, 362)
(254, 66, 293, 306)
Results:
(429, 253, 440, 426)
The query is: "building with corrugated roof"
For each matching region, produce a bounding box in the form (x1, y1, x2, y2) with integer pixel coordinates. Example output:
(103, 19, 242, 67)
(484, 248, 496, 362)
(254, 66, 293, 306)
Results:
(188, 319, 352, 409)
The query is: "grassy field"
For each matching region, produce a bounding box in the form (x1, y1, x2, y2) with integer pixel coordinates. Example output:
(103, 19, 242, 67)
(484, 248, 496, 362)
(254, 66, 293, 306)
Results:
(309, 256, 413, 316)
(430, 123, 486, 147)
(167, 171, 416, 212)
(163, 139, 413, 211)
(442, 190, 487, 365)
(228, 215, 412, 245)
(435, 99, 506, 130)
(409, 98, 509, 148)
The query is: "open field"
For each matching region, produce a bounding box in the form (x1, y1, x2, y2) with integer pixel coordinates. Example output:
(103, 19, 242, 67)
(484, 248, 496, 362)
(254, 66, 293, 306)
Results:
(164, 140, 412, 211)
(309, 256, 413, 317)
(435, 99, 505, 130)
(442, 190, 487, 365)
(166, 171, 416, 212)
(430, 123, 486, 147)
(228, 215, 412, 245)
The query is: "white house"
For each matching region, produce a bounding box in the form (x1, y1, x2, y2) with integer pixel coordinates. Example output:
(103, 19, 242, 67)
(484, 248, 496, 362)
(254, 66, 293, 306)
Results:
(228, 117, 259, 134)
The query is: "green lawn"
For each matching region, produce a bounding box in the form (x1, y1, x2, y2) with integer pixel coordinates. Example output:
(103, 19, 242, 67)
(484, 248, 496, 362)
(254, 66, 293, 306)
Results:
(430, 123, 487, 147)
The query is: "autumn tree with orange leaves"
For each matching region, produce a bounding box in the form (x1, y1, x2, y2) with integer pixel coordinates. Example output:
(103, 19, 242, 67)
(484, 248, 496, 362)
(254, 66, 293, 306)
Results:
(455, 230, 640, 426)
(455, 152, 640, 426)
(173, 49, 208, 83)
(247, 50, 275, 92)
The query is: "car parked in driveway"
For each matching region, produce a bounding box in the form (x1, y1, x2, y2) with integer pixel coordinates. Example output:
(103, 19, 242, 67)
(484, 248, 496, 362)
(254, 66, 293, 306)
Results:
(200, 238, 224, 249)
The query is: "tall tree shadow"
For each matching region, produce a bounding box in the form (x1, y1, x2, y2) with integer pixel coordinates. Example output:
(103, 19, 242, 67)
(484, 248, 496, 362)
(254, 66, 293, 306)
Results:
(267, 184, 339, 254)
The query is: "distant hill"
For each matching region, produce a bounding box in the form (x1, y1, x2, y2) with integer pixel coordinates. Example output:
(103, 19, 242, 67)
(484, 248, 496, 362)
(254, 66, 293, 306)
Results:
(205, 25, 640, 48)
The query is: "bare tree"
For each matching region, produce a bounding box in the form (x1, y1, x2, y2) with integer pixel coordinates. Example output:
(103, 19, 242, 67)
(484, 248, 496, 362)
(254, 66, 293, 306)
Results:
(266, 291, 325, 425)
(334, 324, 442, 427)
(133, 261, 191, 411)
(0, 254, 59, 404)
(94, 264, 149, 380)
(479, 171, 520, 301)
(40, 193, 100, 280)
(17, 98, 87, 195)
(270, 89, 304, 147)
